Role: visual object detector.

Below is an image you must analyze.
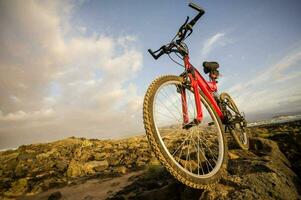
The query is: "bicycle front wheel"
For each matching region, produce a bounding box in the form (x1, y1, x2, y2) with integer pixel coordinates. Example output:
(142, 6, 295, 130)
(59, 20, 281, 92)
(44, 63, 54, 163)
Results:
(143, 75, 227, 188)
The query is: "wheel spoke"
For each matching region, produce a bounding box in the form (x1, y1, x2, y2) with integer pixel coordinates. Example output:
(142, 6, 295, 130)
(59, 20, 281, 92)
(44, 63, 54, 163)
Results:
(190, 133, 215, 171)
(161, 88, 184, 118)
(156, 96, 182, 123)
(172, 133, 190, 156)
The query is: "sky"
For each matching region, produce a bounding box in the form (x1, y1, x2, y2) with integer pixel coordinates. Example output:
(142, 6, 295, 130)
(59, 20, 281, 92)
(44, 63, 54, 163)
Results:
(0, 0, 301, 149)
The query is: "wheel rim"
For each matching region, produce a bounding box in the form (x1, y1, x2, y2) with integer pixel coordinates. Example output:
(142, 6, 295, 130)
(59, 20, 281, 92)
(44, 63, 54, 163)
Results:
(234, 123, 248, 145)
(225, 97, 248, 146)
(152, 80, 224, 178)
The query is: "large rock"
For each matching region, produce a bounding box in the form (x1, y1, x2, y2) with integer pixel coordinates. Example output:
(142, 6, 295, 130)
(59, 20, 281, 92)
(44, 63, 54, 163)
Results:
(93, 152, 107, 161)
(113, 166, 127, 175)
(83, 160, 109, 174)
(110, 137, 301, 200)
(199, 138, 299, 199)
(66, 159, 83, 177)
(4, 178, 29, 198)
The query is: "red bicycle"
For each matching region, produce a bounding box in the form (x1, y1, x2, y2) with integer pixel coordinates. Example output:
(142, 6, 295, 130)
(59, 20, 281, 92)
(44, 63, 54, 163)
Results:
(143, 3, 249, 189)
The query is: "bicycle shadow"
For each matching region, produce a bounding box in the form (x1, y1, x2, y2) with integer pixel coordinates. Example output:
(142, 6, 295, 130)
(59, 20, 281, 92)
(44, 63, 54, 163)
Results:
(108, 165, 201, 200)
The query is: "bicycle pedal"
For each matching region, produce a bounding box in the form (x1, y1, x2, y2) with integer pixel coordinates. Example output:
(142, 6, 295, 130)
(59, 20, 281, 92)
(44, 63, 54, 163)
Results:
(183, 119, 200, 129)
(208, 122, 214, 126)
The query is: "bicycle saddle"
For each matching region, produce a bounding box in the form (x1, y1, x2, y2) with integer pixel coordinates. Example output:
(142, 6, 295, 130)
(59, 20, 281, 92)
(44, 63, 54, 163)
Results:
(203, 61, 219, 74)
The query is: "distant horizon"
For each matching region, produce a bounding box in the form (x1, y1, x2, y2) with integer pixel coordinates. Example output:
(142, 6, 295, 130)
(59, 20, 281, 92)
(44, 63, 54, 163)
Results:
(1, 0, 301, 149)
(1, 111, 300, 150)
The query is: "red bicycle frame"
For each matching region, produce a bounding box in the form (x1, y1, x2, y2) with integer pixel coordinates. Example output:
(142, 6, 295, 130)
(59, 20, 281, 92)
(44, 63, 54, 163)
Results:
(181, 55, 224, 124)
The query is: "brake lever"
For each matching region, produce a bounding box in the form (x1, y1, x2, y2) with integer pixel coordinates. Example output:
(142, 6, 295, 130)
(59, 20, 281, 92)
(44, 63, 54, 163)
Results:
(186, 28, 193, 38)
(183, 16, 189, 27)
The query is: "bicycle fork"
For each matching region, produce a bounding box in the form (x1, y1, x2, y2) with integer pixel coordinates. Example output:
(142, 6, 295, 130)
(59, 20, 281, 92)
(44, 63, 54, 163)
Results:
(180, 76, 203, 129)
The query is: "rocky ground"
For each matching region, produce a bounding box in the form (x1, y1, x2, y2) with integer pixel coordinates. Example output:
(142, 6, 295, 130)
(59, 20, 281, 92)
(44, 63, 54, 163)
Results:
(0, 120, 300, 200)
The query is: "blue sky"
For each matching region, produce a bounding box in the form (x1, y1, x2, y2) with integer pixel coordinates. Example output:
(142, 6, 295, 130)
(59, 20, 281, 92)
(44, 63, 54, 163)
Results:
(0, 0, 301, 148)
(71, 0, 301, 91)
(72, 0, 301, 115)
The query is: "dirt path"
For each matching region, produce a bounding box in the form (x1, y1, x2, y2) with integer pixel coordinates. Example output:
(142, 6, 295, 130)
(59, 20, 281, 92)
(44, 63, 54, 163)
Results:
(21, 171, 144, 200)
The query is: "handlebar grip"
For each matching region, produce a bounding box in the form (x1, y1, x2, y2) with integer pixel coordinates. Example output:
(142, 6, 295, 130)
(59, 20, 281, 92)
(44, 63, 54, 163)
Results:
(148, 49, 164, 60)
(188, 2, 205, 27)
(189, 2, 204, 14)
(148, 49, 156, 59)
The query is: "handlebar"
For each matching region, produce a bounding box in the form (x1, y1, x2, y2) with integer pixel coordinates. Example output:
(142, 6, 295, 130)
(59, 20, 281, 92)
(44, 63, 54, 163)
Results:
(188, 2, 205, 27)
(148, 2, 205, 60)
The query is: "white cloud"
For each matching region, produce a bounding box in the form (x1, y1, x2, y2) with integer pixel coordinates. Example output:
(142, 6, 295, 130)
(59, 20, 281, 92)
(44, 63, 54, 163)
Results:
(0, 108, 54, 122)
(0, 0, 144, 148)
(201, 33, 225, 59)
(227, 46, 301, 116)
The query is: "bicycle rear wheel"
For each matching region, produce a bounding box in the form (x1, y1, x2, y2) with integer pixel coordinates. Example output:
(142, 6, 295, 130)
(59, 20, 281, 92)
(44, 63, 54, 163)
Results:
(143, 75, 227, 188)
(220, 92, 249, 150)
